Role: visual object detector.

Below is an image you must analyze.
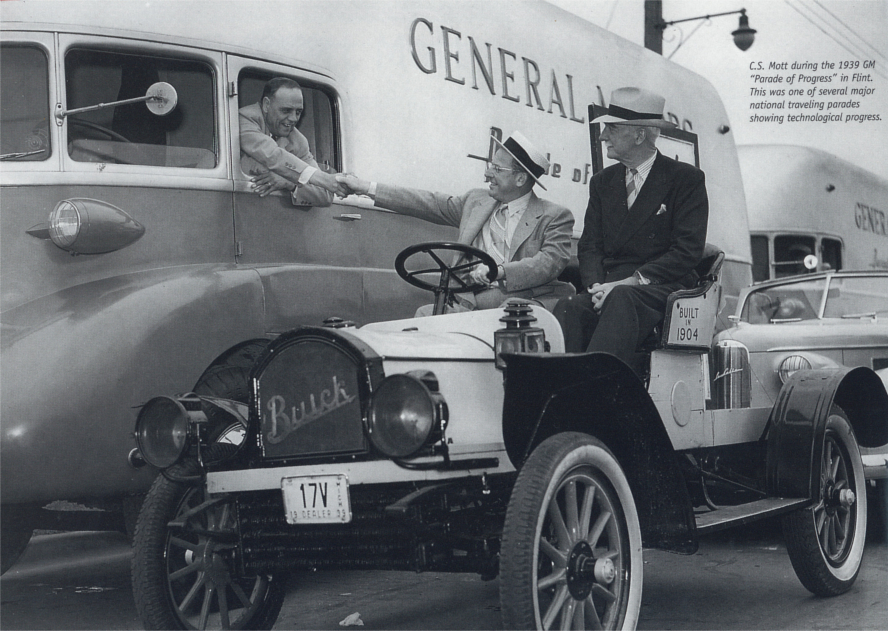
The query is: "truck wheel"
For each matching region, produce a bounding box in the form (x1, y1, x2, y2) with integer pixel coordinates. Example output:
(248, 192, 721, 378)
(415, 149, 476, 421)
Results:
(500, 433, 643, 631)
(783, 406, 867, 596)
(194, 342, 267, 447)
(132, 460, 287, 630)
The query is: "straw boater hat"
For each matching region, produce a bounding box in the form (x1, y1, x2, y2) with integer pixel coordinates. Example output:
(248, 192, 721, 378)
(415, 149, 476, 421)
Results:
(491, 131, 551, 190)
(591, 87, 677, 129)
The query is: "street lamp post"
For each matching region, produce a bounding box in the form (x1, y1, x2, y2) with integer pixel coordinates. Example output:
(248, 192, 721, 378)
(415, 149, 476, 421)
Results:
(644, 0, 756, 56)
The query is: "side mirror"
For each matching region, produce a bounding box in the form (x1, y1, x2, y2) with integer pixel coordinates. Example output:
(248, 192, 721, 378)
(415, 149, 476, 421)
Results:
(55, 81, 178, 125)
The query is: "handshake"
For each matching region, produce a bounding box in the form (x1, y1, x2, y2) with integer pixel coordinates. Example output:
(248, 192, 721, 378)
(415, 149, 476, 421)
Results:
(292, 170, 369, 199)
(248, 169, 370, 199)
(332, 173, 371, 198)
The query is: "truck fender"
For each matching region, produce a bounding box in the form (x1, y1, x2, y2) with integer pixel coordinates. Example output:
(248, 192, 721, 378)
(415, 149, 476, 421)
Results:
(502, 352, 697, 553)
(766, 367, 888, 499)
(0, 265, 266, 504)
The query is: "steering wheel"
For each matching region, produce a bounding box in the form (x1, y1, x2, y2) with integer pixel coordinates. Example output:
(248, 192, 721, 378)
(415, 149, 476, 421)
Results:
(395, 242, 498, 315)
(69, 118, 134, 144)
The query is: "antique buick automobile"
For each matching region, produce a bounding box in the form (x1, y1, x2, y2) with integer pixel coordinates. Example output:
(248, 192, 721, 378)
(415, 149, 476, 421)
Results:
(130, 244, 888, 630)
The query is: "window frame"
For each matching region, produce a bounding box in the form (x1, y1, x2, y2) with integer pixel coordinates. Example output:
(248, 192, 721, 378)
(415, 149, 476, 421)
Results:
(57, 33, 229, 182)
(226, 55, 342, 197)
(0, 32, 60, 174)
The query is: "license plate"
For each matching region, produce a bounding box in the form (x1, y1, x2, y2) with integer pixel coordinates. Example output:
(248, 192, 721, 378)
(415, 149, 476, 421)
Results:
(281, 474, 352, 524)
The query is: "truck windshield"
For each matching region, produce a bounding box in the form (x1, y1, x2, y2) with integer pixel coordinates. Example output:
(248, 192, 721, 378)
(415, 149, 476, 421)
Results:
(0, 44, 51, 162)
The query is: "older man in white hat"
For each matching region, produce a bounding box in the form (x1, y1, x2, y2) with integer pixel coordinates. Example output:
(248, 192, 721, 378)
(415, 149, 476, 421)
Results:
(336, 131, 575, 314)
(554, 87, 709, 376)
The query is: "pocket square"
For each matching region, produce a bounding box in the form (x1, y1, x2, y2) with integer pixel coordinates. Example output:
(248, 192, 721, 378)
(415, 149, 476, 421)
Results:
(656, 204, 667, 215)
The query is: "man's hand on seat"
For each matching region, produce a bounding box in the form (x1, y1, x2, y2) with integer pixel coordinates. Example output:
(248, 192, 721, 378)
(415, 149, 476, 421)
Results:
(588, 276, 640, 311)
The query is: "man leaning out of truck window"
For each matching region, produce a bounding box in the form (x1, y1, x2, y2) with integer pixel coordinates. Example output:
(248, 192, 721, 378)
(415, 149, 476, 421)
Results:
(336, 131, 575, 315)
(239, 76, 346, 206)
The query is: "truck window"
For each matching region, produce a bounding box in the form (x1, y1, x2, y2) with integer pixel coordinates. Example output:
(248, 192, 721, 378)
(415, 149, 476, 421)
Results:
(0, 44, 51, 162)
(750, 235, 769, 282)
(773, 235, 816, 278)
(236, 69, 338, 175)
(821, 238, 843, 271)
(64, 48, 216, 169)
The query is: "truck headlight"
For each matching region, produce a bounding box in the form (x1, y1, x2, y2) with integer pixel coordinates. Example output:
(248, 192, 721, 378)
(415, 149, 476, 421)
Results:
(778, 355, 812, 384)
(49, 200, 81, 247)
(135, 395, 205, 469)
(368, 371, 448, 458)
(46, 198, 145, 254)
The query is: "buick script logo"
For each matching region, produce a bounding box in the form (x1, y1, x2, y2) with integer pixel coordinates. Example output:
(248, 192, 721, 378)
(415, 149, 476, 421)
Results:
(265, 376, 357, 444)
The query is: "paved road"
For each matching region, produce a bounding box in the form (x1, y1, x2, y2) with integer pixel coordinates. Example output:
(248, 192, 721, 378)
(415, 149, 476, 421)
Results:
(1, 519, 885, 630)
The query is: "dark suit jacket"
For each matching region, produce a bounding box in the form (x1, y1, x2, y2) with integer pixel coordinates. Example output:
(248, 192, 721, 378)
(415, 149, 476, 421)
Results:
(238, 103, 333, 207)
(375, 184, 575, 307)
(578, 152, 708, 289)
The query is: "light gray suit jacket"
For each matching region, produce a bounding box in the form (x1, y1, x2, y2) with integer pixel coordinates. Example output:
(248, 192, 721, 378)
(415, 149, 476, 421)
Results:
(375, 184, 575, 309)
(238, 103, 333, 208)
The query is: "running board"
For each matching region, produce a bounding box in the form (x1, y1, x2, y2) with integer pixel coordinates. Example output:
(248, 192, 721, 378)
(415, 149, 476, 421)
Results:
(695, 497, 810, 534)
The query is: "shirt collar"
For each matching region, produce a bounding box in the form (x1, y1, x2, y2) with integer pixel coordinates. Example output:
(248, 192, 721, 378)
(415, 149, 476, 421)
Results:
(500, 191, 532, 217)
(627, 151, 657, 182)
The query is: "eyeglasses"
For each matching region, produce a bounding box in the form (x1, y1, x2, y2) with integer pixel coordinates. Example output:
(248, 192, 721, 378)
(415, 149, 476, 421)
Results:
(485, 161, 520, 175)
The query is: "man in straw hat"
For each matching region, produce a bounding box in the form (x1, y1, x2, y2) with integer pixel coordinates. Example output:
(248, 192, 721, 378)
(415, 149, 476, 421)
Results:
(554, 87, 709, 376)
(336, 131, 575, 314)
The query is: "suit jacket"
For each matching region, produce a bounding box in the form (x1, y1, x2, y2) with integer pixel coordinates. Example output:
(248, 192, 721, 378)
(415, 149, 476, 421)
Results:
(238, 103, 333, 208)
(375, 184, 575, 306)
(578, 152, 708, 289)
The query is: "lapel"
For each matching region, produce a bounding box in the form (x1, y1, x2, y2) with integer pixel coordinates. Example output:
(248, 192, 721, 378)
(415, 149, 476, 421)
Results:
(509, 192, 543, 259)
(602, 164, 631, 243)
(459, 195, 498, 246)
(612, 152, 670, 250)
(452, 195, 498, 266)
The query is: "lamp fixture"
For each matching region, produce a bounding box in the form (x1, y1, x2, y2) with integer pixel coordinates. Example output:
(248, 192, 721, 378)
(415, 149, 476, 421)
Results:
(656, 8, 756, 57)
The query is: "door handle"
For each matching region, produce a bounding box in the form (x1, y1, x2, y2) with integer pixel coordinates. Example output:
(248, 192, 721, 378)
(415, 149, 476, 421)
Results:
(335, 213, 362, 221)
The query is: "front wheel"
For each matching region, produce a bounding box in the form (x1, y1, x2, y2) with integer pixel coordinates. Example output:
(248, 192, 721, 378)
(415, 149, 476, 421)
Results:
(500, 433, 643, 630)
(131, 460, 287, 630)
(783, 406, 867, 596)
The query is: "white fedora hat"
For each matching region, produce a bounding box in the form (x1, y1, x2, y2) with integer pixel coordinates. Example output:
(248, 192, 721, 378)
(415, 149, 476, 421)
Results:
(591, 87, 677, 128)
(491, 131, 550, 190)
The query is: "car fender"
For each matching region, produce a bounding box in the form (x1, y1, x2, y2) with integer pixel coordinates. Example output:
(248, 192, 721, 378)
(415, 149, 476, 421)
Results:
(766, 366, 888, 499)
(0, 264, 266, 504)
(502, 352, 697, 553)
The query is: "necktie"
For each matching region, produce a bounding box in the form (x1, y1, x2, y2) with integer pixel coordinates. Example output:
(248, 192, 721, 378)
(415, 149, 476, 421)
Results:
(626, 168, 639, 208)
(489, 204, 509, 264)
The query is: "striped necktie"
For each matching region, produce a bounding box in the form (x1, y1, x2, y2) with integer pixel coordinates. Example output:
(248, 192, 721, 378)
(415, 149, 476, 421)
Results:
(489, 204, 509, 264)
(626, 168, 639, 208)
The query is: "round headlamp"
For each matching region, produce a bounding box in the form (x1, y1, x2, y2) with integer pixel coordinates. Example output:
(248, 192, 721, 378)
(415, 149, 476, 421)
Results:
(135, 396, 192, 469)
(778, 355, 812, 384)
(49, 200, 81, 248)
(45, 198, 145, 254)
(368, 373, 447, 458)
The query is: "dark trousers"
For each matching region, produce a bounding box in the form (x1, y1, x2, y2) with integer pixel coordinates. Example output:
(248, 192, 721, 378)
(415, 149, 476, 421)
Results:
(553, 283, 681, 375)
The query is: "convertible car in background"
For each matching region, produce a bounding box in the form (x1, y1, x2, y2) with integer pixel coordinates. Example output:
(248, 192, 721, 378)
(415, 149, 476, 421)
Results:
(715, 269, 888, 483)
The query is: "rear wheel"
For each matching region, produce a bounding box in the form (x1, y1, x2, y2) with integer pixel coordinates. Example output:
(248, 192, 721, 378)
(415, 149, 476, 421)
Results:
(783, 406, 867, 596)
(131, 460, 286, 630)
(500, 433, 643, 630)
